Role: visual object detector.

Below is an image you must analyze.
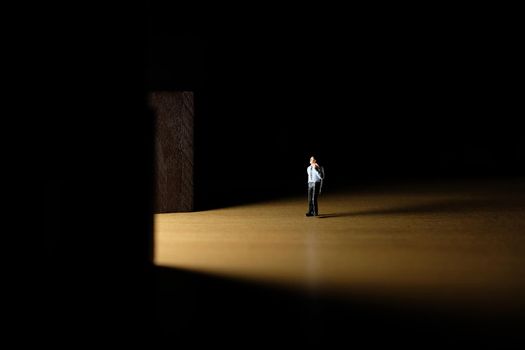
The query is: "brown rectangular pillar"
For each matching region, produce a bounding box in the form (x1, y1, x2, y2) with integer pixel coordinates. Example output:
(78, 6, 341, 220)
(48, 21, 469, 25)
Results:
(149, 91, 194, 213)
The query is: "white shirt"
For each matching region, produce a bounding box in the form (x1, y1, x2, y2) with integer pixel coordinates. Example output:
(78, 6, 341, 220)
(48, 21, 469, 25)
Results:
(307, 165, 323, 183)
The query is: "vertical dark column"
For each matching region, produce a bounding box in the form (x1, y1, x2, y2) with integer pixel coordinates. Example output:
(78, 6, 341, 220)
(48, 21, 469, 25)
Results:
(150, 91, 194, 213)
(47, 7, 157, 345)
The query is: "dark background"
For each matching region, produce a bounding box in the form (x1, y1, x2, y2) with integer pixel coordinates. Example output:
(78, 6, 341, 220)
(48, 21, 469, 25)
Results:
(31, 4, 523, 347)
(147, 5, 523, 209)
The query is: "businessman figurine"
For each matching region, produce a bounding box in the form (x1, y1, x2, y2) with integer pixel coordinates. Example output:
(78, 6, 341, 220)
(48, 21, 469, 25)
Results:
(306, 156, 324, 217)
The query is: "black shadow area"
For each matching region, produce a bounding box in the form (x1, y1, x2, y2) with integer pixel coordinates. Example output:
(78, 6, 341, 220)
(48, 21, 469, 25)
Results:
(147, 8, 524, 211)
(153, 266, 524, 348)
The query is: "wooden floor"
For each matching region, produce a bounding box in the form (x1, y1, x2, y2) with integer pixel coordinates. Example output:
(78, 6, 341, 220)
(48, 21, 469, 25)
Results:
(155, 179, 525, 313)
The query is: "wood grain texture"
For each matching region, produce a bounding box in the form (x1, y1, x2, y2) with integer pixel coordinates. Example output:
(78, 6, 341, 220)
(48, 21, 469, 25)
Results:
(155, 179, 525, 312)
(149, 91, 194, 213)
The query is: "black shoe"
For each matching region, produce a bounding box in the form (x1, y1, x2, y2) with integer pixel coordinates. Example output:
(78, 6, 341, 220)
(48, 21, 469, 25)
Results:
(305, 213, 313, 217)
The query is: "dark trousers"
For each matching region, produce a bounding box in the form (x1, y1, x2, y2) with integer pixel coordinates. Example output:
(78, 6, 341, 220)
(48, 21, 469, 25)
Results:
(307, 182, 321, 215)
